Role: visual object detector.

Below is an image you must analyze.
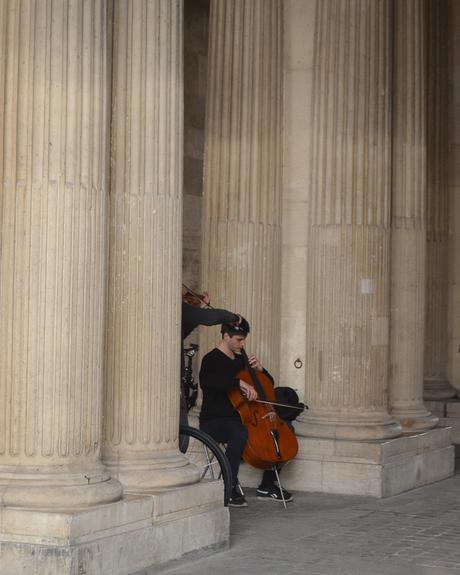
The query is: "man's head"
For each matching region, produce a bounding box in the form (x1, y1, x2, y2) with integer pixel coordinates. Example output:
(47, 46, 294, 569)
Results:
(221, 316, 250, 338)
(220, 317, 250, 354)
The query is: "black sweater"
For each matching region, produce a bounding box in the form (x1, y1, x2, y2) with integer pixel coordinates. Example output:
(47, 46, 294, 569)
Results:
(199, 348, 274, 421)
(199, 348, 244, 421)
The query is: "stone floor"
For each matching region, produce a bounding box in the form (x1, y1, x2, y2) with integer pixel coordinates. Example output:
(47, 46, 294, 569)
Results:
(138, 450, 460, 575)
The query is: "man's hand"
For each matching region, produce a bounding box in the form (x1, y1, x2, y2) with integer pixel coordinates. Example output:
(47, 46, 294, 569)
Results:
(239, 380, 258, 401)
(200, 291, 211, 307)
(248, 354, 263, 372)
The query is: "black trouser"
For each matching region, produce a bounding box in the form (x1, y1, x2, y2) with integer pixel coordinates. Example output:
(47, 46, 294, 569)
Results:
(200, 417, 248, 488)
(200, 418, 294, 488)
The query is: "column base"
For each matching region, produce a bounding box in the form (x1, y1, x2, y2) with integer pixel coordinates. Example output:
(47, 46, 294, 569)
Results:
(425, 399, 460, 443)
(424, 377, 458, 400)
(0, 482, 229, 575)
(391, 404, 439, 433)
(238, 427, 454, 498)
(0, 462, 122, 509)
(295, 410, 402, 441)
(103, 448, 201, 491)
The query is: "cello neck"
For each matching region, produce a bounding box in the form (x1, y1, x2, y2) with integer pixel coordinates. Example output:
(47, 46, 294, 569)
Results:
(240, 348, 267, 401)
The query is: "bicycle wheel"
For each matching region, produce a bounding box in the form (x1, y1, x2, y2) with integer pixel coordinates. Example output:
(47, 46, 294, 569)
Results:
(179, 424, 232, 506)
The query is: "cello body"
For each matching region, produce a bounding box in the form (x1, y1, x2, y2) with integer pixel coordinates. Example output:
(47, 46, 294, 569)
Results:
(227, 353, 298, 470)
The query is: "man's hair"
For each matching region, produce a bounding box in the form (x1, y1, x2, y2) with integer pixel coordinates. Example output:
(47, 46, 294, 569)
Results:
(221, 316, 250, 337)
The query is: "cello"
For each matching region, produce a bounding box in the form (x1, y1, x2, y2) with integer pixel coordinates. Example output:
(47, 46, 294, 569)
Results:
(228, 348, 298, 470)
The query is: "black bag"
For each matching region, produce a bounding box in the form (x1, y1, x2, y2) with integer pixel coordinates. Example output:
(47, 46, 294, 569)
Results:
(274, 387, 306, 421)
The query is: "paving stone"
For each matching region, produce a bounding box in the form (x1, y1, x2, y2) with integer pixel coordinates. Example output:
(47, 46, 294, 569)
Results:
(148, 467, 460, 575)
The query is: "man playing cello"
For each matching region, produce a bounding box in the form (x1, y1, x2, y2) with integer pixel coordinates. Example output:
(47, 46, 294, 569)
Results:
(199, 318, 294, 507)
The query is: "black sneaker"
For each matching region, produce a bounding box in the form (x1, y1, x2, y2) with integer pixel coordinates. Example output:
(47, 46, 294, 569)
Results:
(257, 484, 293, 502)
(228, 487, 248, 507)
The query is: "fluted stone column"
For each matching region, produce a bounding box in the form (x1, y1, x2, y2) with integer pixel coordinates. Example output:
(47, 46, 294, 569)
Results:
(424, 0, 456, 400)
(389, 0, 438, 431)
(201, 0, 282, 373)
(102, 0, 199, 491)
(295, 0, 401, 441)
(0, 0, 122, 508)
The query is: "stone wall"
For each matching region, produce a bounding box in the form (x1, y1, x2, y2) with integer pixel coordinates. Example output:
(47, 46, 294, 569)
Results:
(280, 0, 316, 403)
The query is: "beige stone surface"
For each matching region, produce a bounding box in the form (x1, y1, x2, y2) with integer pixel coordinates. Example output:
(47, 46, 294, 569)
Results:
(239, 428, 454, 498)
(201, 0, 283, 374)
(0, 0, 121, 509)
(284, 0, 315, 69)
(425, 400, 460, 442)
(0, 484, 229, 575)
(389, 0, 438, 432)
(102, 0, 199, 491)
(0, 2, 230, 571)
(280, 1, 315, 398)
(292, 0, 401, 441)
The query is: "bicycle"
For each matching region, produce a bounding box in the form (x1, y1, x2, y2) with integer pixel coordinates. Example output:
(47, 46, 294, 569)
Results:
(179, 344, 232, 506)
(179, 424, 232, 505)
(181, 343, 199, 412)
